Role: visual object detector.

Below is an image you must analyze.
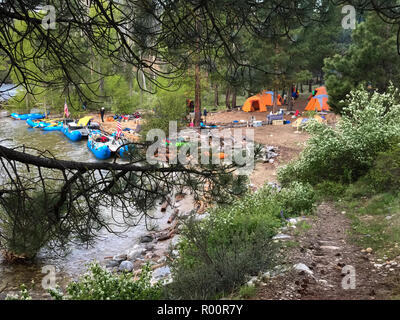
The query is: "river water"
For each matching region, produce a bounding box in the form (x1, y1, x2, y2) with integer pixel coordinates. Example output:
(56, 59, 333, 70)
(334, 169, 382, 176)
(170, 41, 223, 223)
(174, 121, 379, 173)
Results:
(0, 117, 167, 299)
(0, 84, 19, 102)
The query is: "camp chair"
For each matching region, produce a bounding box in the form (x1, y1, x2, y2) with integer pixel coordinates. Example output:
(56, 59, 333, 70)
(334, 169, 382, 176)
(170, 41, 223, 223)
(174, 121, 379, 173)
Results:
(292, 117, 308, 132)
(313, 115, 326, 124)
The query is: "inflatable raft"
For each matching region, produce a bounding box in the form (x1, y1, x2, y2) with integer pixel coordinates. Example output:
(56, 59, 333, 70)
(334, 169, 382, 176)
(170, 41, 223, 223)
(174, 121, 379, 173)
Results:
(88, 130, 130, 160)
(43, 122, 63, 131)
(62, 126, 82, 142)
(62, 118, 100, 142)
(11, 112, 47, 120)
(26, 119, 52, 128)
(87, 138, 112, 160)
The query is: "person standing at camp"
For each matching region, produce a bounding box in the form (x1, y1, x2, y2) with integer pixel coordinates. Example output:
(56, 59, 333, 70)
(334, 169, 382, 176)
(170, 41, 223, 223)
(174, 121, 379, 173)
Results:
(292, 88, 297, 100)
(82, 101, 87, 111)
(283, 94, 287, 105)
(100, 107, 105, 123)
(203, 107, 208, 123)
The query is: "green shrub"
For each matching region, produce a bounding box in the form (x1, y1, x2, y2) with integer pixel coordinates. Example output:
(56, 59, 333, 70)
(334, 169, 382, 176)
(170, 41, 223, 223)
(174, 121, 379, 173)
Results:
(314, 181, 347, 200)
(278, 86, 400, 185)
(275, 181, 315, 216)
(365, 145, 400, 193)
(167, 218, 279, 300)
(342, 145, 400, 199)
(166, 186, 282, 300)
(49, 263, 163, 300)
(142, 88, 188, 138)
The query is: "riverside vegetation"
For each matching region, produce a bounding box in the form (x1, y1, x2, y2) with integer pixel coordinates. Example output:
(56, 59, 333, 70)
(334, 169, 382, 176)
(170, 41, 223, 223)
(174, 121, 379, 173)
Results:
(10, 85, 400, 300)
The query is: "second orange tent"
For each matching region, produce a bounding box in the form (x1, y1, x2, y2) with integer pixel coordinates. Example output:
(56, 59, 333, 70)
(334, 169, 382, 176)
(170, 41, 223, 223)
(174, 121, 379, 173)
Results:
(304, 86, 330, 112)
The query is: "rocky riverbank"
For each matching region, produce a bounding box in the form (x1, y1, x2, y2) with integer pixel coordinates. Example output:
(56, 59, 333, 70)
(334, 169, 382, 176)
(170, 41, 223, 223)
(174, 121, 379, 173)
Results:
(100, 192, 209, 285)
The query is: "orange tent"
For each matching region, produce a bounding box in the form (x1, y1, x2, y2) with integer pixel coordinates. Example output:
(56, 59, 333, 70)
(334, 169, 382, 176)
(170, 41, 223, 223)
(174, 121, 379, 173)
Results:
(305, 86, 330, 112)
(242, 91, 282, 112)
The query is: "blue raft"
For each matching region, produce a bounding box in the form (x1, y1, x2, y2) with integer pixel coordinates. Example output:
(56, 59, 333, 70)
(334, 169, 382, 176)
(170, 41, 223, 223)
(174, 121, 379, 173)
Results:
(43, 124, 63, 132)
(11, 112, 47, 120)
(62, 126, 82, 142)
(88, 130, 132, 160)
(26, 119, 52, 128)
(87, 139, 112, 160)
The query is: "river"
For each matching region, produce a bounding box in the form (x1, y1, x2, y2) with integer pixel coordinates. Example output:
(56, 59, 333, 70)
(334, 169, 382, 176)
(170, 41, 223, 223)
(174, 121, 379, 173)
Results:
(0, 117, 171, 299)
(0, 84, 19, 102)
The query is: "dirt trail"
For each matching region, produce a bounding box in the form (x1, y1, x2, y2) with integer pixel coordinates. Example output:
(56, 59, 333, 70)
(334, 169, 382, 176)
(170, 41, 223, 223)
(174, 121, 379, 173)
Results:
(257, 202, 394, 300)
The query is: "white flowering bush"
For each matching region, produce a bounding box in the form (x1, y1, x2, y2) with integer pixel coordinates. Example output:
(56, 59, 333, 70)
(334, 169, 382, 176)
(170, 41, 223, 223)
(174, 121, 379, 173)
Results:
(5, 284, 32, 300)
(48, 263, 163, 300)
(279, 86, 400, 185)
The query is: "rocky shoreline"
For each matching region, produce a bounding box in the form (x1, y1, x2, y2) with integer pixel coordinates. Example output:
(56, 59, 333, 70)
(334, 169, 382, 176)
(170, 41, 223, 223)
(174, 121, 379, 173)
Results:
(101, 192, 209, 285)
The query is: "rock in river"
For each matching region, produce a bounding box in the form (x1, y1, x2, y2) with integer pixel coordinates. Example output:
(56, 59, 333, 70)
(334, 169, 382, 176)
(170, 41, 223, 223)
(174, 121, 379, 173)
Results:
(140, 235, 154, 243)
(127, 245, 145, 261)
(153, 266, 171, 280)
(113, 254, 127, 262)
(106, 260, 120, 268)
(119, 261, 134, 272)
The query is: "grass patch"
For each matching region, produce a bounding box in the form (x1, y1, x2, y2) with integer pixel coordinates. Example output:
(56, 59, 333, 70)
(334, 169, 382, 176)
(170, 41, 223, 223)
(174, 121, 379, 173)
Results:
(238, 285, 257, 299)
(342, 192, 400, 259)
(294, 221, 312, 235)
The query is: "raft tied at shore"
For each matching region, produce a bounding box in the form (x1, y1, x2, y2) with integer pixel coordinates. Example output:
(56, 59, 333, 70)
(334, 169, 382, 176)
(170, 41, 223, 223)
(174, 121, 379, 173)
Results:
(43, 123, 63, 131)
(62, 126, 83, 142)
(26, 119, 52, 128)
(11, 112, 47, 120)
(88, 130, 131, 160)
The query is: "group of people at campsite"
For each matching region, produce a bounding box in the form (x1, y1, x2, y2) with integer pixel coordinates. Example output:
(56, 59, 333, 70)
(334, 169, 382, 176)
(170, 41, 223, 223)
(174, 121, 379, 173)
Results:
(84, 86, 322, 129)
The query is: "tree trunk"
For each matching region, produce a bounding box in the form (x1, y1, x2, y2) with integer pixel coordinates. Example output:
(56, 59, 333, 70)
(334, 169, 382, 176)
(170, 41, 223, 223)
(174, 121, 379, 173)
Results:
(26, 93, 29, 110)
(194, 63, 201, 126)
(214, 84, 219, 107)
(309, 80, 312, 93)
(273, 42, 280, 113)
(128, 65, 133, 98)
(225, 87, 231, 109)
(301, 83, 303, 93)
(141, 69, 147, 91)
(231, 90, 237, 109)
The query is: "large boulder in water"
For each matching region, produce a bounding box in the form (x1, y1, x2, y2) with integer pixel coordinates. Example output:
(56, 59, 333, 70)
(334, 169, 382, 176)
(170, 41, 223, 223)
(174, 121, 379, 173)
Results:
(119, 261, 134, 272)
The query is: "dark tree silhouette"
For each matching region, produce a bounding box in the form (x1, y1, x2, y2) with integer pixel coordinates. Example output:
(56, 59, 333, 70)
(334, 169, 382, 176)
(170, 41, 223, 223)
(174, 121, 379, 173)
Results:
(0, 141, 259, 258)
(0, 0, 399, 259)
(0, 1, 335, 104)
